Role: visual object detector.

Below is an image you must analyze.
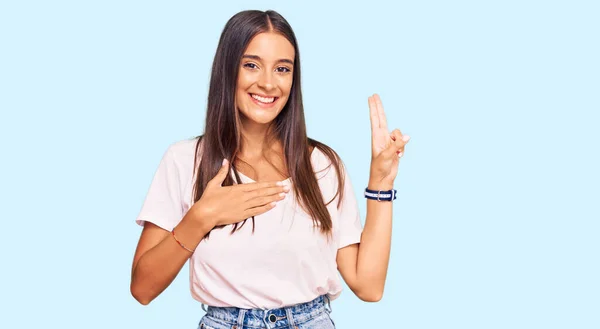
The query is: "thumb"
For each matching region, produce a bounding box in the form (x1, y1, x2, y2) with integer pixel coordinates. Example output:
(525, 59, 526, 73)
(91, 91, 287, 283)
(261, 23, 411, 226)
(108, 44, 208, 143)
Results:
(381, 139, 399, 160)
(382, 130, 406, 159)
(208, 159, 229, 188)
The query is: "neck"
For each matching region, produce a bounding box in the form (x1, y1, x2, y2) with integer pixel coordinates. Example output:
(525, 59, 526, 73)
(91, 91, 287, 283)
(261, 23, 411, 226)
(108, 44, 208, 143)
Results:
(239, 118, 279, 159)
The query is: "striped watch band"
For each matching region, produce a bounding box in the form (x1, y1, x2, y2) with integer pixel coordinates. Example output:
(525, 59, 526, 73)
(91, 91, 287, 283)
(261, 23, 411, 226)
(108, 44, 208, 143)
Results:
(364, 188, 397, 201)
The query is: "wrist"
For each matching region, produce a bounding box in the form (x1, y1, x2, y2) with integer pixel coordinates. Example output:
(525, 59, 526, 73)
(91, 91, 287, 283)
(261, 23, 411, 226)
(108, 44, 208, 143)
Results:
(189, 204, 219, 228)
(179, 208, 215, 236)
(368, 178, 394, 191)
(172, 213, 214, 253)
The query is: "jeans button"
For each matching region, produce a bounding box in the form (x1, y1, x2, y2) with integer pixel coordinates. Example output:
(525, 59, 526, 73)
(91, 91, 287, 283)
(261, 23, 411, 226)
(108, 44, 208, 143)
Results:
(269, 314, 277, 323)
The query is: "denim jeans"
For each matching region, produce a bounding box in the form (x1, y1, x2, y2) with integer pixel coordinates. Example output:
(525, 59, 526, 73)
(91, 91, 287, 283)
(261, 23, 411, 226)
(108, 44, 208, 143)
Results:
(198, 295, 336, 329)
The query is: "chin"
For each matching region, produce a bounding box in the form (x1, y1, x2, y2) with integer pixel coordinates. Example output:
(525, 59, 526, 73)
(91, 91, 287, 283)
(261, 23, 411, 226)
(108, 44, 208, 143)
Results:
(238, 104, 285, 125)
(244, 112, 280, 125)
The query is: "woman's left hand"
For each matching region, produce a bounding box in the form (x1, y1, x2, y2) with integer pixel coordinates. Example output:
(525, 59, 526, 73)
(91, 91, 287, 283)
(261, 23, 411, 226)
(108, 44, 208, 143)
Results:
(368, 94, 410, 189)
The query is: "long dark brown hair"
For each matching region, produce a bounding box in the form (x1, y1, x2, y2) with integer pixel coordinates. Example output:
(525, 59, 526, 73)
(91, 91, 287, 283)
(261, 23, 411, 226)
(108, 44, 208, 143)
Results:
(192, 10, 345, 237)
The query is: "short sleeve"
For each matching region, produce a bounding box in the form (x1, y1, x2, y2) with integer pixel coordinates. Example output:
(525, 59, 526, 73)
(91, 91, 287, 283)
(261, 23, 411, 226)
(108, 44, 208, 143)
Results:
(135, 145, 184, 232)
(336, 167, 364, 249)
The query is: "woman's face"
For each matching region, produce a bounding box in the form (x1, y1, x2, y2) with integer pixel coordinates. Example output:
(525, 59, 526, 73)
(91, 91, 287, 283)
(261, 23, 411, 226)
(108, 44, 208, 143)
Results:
(236, 32, 295, 127)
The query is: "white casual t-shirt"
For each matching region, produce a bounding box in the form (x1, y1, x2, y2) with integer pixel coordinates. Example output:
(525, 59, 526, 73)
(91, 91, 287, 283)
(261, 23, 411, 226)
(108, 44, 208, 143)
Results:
(135, 137, 363, 309)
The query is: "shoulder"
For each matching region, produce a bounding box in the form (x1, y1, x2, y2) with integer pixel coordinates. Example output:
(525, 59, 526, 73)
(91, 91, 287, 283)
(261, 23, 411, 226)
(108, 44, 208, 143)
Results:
(164, 136, 200, 162)
(167, 136, 199, 157)
(309, 139, 347, 183)
(160, 136, 200, 179)
(308, 140, 355, 207)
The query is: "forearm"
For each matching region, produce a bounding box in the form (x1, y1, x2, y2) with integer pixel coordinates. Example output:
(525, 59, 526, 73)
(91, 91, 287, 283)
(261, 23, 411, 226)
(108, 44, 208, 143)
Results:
(130, 213, 213, 305)
(355, 179, 393, 297)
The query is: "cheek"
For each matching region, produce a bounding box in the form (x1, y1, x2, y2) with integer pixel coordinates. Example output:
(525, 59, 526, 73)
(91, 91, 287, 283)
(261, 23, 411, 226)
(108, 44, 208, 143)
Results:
(235, 79, 250, 107)
(236, 72, 253, 93)
(279, 77, 294, 95)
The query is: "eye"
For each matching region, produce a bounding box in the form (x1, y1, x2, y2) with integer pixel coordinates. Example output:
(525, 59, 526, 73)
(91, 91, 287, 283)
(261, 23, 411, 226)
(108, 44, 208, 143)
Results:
(276, 66, 291, 73)
(243, 62, 258, 69)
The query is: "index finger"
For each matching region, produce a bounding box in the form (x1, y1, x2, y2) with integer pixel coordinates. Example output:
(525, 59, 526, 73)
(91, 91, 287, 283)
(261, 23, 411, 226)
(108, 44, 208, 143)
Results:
(239, 180, 284, 191)
(374, 94, 388, 130)
(369, 95, 379, 130)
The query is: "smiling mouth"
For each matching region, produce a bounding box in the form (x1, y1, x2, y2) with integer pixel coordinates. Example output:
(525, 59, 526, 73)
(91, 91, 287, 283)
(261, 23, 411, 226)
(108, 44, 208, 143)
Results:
(249, 93, 278, 104)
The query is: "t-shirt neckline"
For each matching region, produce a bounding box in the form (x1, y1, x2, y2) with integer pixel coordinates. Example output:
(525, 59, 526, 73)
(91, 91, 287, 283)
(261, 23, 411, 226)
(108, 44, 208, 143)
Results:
(233, 147, 317, 184)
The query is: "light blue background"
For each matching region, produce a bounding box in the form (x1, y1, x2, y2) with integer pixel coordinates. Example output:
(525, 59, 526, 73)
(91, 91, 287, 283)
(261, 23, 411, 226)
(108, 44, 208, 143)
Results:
(1, 0, 598, 328)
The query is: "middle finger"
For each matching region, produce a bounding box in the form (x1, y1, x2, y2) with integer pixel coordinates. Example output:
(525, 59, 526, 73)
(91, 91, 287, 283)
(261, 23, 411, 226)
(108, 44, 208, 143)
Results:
(240, 180, 284, 192)
(244, 184, 290, 201)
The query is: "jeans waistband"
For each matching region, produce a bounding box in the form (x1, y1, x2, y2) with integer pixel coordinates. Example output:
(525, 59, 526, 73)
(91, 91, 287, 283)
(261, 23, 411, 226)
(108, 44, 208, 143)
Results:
(204, 295, 332, 328)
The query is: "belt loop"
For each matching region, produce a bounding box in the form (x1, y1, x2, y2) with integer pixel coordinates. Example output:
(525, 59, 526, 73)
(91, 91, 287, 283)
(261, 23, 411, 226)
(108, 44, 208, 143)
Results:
(262, 310, 269, 327)
(324, 294, 332, 314)
(285, 307, 295, 327)
(237, 309, 246, 329)
(201, 303, 208, 312)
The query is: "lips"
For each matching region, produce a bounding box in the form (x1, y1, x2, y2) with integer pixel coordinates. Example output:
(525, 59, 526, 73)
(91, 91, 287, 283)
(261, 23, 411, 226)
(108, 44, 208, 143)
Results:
(250, 93, 277, 103)
(249, 93, 279, 108)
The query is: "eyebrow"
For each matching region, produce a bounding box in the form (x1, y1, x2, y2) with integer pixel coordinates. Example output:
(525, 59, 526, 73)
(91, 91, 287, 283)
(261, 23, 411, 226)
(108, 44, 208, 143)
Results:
(242, 54, 294, 65)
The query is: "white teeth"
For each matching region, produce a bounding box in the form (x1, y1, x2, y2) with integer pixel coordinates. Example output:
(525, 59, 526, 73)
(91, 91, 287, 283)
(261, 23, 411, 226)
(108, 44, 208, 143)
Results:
(251, 94, 275, 103)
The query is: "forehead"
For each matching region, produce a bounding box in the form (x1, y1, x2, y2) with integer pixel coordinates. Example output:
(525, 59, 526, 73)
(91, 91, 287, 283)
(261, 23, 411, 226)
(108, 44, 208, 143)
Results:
(244, 32, 295, 61)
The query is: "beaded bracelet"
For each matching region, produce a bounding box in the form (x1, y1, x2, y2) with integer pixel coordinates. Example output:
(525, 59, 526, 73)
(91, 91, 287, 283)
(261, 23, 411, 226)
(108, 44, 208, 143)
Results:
(172, 229, 194, 253)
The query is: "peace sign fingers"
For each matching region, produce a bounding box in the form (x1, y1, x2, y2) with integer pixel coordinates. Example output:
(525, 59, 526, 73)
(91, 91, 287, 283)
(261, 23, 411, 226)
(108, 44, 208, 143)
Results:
(368, 94, 388, 131)
(374, 94, 388, 130)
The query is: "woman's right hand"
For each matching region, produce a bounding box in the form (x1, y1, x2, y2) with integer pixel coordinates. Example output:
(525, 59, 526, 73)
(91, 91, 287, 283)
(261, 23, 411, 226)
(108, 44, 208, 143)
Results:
(189, 159, 290, 228)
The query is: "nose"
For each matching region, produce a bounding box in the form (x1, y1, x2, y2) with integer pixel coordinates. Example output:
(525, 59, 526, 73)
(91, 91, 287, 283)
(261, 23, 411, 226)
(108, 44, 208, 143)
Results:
(257, 70, 275, 91)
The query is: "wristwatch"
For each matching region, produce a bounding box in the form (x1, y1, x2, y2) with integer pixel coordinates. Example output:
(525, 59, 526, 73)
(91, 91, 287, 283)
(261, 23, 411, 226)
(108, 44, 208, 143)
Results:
(364, 188, 397, 201)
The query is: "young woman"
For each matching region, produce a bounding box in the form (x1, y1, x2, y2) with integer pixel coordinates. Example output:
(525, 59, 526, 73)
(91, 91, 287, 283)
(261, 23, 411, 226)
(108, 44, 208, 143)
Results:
(131, 9, 410, 329)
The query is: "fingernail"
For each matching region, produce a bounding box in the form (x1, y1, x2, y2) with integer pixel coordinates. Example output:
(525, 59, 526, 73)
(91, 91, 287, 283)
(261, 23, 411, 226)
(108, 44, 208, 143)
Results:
(402, 135, 410, 142)
(276, 181, 283, 186)
(283, 185, 290, 192)
(222, 158, 228, 166)
(398, 152, 403, 157)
